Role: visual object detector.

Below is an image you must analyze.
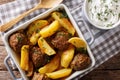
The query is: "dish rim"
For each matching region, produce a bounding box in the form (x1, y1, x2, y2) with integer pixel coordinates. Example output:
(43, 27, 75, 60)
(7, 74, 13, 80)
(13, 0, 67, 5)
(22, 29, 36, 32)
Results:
(3, 4, 95, 80)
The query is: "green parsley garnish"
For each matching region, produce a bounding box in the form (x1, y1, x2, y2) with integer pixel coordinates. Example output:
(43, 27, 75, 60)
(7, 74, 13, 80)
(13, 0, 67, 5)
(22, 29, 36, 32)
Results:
(88, 0, 92, 2)
(17, 36, 22, 42)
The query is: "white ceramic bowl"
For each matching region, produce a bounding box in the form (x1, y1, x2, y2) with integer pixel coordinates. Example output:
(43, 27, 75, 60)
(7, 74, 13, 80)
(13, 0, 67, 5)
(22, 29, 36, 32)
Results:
(3, 4, 95, 80)
(83, 0, 120, 30)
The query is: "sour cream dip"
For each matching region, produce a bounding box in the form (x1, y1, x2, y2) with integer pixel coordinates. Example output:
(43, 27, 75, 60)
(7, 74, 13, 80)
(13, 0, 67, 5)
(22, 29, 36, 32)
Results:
(87, 0, 120, 28)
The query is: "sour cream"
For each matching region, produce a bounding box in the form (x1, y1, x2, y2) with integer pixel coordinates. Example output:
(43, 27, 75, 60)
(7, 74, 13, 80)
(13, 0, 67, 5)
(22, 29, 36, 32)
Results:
(87, 0, 120, 28)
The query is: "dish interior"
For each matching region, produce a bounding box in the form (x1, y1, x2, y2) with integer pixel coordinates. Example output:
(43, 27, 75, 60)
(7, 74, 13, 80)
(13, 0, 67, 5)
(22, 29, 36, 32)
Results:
(3, 4, 95, 80)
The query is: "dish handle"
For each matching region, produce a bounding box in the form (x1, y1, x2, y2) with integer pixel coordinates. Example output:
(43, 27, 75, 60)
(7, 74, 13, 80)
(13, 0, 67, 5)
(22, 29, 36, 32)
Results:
(77, 18, 95, 45)
(4, 55, 23, 80)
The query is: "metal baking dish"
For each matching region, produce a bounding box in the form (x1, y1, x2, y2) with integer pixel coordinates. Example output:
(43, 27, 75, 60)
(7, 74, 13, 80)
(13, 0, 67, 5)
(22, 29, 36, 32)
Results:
(2, 4, 95, 80)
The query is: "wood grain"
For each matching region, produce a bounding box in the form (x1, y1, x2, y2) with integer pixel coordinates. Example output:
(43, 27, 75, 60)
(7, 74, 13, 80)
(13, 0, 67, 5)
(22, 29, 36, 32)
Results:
(0, 71, 21, 80)
(0, 36, 4, 46)
(0, 71, 13, 80)
(0, 0, 14, 5)
(0, 46, 7, 70)
(80, 70, 120, 80)
(80, 53, 120, 80)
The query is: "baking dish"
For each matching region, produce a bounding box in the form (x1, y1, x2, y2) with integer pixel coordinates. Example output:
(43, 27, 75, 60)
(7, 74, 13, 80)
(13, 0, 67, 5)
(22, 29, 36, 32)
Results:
(3, 4, 95, 80)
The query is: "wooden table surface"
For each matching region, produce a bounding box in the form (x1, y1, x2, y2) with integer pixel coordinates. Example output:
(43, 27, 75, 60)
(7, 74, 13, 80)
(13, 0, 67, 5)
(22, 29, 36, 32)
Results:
(0, 0, 120, 80)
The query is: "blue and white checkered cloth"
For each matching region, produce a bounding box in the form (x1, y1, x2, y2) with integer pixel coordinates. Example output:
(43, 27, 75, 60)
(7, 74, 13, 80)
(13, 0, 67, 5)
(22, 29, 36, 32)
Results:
(0, 0, 120, 79)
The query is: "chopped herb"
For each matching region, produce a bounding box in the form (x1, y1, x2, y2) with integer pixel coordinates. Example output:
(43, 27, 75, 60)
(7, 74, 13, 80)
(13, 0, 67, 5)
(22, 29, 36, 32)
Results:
(68, 33, 72, 38)
(106, 23, 113, 27)
(88, 0, 92, 2)
(109, 10, 112, 13)
(113, 0, 118, 3)
(104, 9, 109, 15)
(73, 41, 76, 44)
(104, 18, 108, 21)
(94, 6, 96, 10)
(97, 13, 102, 21)
(36, 29, 40, 33)
(119, 13, 120, 18)
(76, 47, 87, 54)
(42, 46, 46, 49)
(102, 0, 105, 3)
(34, 49, 39, 54)
(105, 5, 108, 8)
(57, 33, 65, 36)
(97, 13, 101, 17)
(57, 8, 68, 18)
(41, 38, 44, 42)
(17, 36, 22, 42)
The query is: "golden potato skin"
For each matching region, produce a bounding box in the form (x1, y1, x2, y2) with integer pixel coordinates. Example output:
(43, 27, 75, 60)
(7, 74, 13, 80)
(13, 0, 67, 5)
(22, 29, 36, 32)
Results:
(26, 61, 33, 77)
(20, 45, 29, 71)
(38, 54, 60, 74)
(61, 45, 75, 68)
(52, 12, 75, 36)
(68, 37, 87, 49)
(30, 31, 41, 45)
(38, 37, 56, 56)
(46, 69, 72, 79)
(27, 20, 49, 37)
(40, 20, 61, 38)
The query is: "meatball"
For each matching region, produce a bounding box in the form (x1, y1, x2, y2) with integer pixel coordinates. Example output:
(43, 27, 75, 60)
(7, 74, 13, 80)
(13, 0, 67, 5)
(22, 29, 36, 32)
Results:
(32, 72, 51, 80)
(31, 47, 48, 68)
(70, 53, 91, 70)
(9, 32, 27, 53)
(51, 31, 70, 50)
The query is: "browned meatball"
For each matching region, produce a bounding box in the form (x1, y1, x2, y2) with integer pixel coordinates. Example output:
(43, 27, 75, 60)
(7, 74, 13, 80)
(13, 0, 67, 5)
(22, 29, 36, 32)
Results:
(9, 32, 27, 54)
(70, 53, 91, 70)
(51, 31, 70, 50)
(32, 72, 51, 80)
(31, 47, 48, 68)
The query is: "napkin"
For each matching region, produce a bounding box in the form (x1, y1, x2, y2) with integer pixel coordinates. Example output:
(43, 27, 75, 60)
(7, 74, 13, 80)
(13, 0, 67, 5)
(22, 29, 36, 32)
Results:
(0, 0, 120, 79)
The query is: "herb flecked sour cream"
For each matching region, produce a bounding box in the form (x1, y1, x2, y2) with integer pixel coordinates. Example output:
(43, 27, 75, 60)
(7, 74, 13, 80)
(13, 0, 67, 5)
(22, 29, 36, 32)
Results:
(87, 0, 120, 28)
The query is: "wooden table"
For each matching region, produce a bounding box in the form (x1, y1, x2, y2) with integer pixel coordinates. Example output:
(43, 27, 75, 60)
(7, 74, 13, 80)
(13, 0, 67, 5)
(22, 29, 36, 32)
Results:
(0, 0, 120, 80)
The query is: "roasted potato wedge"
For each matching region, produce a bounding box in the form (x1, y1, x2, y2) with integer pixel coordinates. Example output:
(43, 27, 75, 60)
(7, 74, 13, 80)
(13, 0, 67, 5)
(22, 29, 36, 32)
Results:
(46, 68, 72, 79)
(40, 20, 61, 38)
(20, 45, 29, 71)
(61, 45, 75, 68)
(38, 54, 60, 74)
(26, 61, 33, 77)
(30, 31, 41, 45)
(68, 37, 87, 49)
(27, 20, 49, 37)
(38, 37, 56, 56)
(52, 12, 75, 36)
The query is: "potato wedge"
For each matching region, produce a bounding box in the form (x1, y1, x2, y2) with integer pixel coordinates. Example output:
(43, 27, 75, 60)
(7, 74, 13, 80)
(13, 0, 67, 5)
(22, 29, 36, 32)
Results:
(38, 37, 56, 56)
(20, 45, 29, 71)
(38, 54, 60, 74)
(68, 37, 87, 49)
(27, 20, 49, 37)
(26, 61, 33, 77)
(61, 45, 75, 68)
(52, 12, 75, 35)
(30, 31, 41, 45)
(40, 20, 61, 38)
(46, 68, 72, 79)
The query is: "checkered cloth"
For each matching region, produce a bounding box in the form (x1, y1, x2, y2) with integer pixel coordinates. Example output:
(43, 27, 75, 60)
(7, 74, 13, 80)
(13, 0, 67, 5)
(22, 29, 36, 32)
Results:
(0, 0, 120, 79)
